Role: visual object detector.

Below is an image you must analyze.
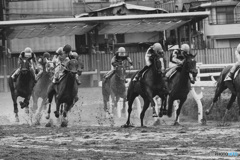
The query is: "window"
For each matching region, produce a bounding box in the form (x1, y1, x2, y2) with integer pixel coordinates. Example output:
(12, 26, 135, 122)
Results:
(216, 7, 234, 24)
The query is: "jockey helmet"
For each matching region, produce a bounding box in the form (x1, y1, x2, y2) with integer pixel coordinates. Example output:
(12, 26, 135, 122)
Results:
(63, 44, 72, 53)
(117, 47, 126, 57)
(237, 43, 240, 53)
(43, 52, 50, 59)
(56, 47, 63, 55)
(152, 43, 163, 52)
(23, 47, 33, 57)
(70, 52, 78, 59)
(181, 44, 190, 53)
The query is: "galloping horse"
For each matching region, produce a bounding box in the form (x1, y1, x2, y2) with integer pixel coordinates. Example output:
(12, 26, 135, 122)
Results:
(163, 52, 198, 125)
(204, 65, 240, 125)
(123, 54, 168, 127)
(102, 62, 127, 116)
(8, 57, 36, 122)
(32, 59, 55, 114)
(46, 59, 79, 127)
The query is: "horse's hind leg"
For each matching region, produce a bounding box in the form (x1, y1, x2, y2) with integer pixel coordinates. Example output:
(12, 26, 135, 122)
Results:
(218, 94, 236, 126)
(23, 95, 31, 114)
(12, 96, 19, 122)
(140, 98, 150, 127)
(205, 83, 227, 115)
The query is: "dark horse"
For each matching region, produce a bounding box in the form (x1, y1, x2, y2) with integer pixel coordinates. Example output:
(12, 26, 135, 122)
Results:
(123, 54, 168, 127)
(102, 62, 127, 116)
(8, 57, 36, 122)
(204, 65, 240, 126)
(46, 59, 79, 127)
(163, 52, 198, 125)
(32, 59, 55, 115)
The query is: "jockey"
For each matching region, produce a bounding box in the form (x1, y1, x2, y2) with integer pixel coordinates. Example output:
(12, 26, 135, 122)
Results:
(224, 43, 240, 94)
(104, 47, 133, 79)
(165, 43, 190, 79)
(11, 47, 37, 82)
(69, 51, 82, 85)
(52, 45, 81, 85)
(36, 52, 51, 81)
(133, 43, 165, 81)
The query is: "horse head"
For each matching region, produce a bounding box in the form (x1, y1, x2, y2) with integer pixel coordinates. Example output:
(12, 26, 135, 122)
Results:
(19, 57, 32, 74)
(45, 59, 55, 76)
(151, 54, 162, 74)
(183, 52, 198, 84)
(115, 62, 126, 81)
(65, 59, 79, 75)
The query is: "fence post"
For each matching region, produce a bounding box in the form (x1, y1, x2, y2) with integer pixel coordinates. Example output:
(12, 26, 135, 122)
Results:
(97, 59, 100, 84)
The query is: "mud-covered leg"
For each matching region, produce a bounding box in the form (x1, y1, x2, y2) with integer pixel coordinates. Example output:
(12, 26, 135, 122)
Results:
(32, 93, 38, 113)
(218, 94, 237, 126)
(13, 97, 19, 122)
(23, 95, 31, 114)
(122, 93, 138, 127)
(174, 97, 187, 126)
(140, 98, 150, 127)
(203, 83, 227, 125)
(61, 103, 69, 127)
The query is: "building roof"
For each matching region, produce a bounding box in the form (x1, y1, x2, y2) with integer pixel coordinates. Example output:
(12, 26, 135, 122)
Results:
(7, 23, 95, 39)
(200, 1, 239, 8)
(99, 19, 188, 34)
(89, 2, 168, 14)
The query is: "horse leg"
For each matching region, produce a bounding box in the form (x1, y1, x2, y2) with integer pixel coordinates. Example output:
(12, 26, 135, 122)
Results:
(54, 101, 61, 118)
(167, 96, 174, 118)
(174, 97, 187, 126)
(144, 88, 157, 117)
(12, 95, 19, 122)
(203, 83, 227, 125)
(159, 94, 167, 117)
(218, 94, 236, 126)
(61, 103, 69, 127)
(46, 84, 55, 119)
(140, 98, 150, 127)
(122, 93, 138, 127)
(23, 95, 31, 114)
(32, 93, 38, 113)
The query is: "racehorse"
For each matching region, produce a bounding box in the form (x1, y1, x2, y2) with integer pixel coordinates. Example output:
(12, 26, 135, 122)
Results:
(8, 57, 36, 122)
(102, 62, 127, 116)
(46, 59, 79, 127)
(163, 52, 198, 125)
(204, 65, 240, 126)
(123, 54, 168, 127)
(32, 59, 55, 115)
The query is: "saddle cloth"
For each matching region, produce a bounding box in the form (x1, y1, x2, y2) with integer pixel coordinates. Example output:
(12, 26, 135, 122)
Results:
(234, 68, 240, 79)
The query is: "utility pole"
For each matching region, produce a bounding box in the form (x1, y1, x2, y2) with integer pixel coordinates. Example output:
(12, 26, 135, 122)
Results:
(0, 0, 8, 92)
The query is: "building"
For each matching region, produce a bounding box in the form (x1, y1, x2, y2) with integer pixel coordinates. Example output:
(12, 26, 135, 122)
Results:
(188, 0, 240, 48)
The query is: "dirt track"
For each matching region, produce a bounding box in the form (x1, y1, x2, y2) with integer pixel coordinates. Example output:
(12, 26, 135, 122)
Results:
(0, 87, 240, 160)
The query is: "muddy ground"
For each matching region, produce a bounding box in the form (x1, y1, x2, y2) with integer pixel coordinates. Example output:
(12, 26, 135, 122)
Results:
(0, 87, 240, 160)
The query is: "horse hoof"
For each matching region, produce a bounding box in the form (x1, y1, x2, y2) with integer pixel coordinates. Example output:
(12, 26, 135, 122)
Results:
(205, 110, 210, 115)
(15, 117, 19, 122)
(46, 115, 50, 119)
(141, 125, 147, 128)
(121, 123, 134, 128)
(45, 122, 52, 127)
(61, 121, 68, 127)
(19, 101, 24, 108)
(54, 111, 59, 118)
(201, 118, 207, 126)
(173, 122, 180, 126)
(152, 113, 158, 117)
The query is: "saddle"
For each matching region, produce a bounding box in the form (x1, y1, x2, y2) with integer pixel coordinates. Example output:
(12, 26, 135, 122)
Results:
(165, 66, 182, 80)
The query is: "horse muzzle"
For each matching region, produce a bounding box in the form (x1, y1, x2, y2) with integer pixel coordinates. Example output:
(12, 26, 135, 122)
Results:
(189, 73, 196, 84)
